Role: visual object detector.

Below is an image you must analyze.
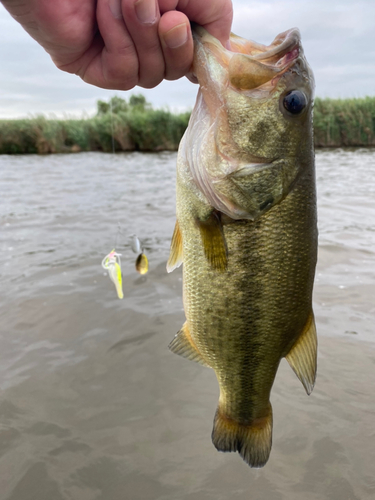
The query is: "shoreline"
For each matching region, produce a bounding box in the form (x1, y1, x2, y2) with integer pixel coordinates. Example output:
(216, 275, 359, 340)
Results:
(1, 95, 375, 154)
(1, 145, 375, 156)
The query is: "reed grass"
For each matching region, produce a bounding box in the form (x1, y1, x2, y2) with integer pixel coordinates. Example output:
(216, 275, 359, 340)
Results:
(1, 95, 374, 154)
(0, 95, 190, 154)
(314, 97, 375, 147)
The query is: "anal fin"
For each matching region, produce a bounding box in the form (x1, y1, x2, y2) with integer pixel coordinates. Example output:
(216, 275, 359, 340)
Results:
(285, 311, 317, 395)
(167, 220, 183, 273)
(168, 322, 210, 367)
(197, 211, 227, 272)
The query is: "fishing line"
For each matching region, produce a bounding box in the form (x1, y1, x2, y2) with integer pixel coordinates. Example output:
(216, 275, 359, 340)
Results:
(101, 95, 149, 299)
(109, 97, 116, 154)
(114, 221, 122, 249)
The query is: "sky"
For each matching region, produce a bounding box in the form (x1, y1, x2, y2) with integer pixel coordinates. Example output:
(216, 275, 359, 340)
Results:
(0, 0, 374, 118)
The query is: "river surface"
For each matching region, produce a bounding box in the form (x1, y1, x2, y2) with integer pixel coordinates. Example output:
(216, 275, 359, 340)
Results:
(0, 149, 374, 499)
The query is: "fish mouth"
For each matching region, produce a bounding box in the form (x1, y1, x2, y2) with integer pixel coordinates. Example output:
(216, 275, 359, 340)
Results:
(192, 25, 302, 90)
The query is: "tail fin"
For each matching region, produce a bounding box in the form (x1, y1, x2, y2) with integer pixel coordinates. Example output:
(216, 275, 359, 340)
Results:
(211, 404, 273, 468)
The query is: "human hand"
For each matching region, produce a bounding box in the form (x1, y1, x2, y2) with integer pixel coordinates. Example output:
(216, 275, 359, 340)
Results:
(1, 0, 233, 90)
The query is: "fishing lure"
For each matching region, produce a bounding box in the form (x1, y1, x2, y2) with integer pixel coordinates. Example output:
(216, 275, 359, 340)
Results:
(101, 249, 124, 299)
(135, 253, 149, 275)
(131, 235, 149, 275)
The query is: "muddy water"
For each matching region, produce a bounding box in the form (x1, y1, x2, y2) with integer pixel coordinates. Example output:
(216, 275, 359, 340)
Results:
(0, 150, 374, 499)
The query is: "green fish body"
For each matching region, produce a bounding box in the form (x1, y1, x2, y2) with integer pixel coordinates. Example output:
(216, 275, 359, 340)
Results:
(168, 26, 317, 468)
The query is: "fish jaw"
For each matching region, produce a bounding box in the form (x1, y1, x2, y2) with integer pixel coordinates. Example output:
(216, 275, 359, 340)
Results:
(192, 25, 309, 92)
(182, 26, 315, 221)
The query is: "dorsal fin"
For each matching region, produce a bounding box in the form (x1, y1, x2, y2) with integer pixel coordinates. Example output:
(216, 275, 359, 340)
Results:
(285, 312, 317, 395)
(169, 322, 210, 367)
(167, 220, 183, 273)
(196, 212, 228, 271)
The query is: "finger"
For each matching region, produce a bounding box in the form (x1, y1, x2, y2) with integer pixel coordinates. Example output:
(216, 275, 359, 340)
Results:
(158, 11, 193, 81)
(76, 0, 139, 90)
(98, 0, 141, 89)
(159, 0, 233, 46)
(120, 0, 166, 88)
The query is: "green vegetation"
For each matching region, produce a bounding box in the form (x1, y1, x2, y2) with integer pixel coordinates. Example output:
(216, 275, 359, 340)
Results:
(0, 95, 190, 154)
(1, 95, 375, 154)
(314, 97, 375, 147)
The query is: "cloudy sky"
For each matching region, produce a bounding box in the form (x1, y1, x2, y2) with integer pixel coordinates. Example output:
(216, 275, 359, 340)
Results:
(0, 0, 374, 118)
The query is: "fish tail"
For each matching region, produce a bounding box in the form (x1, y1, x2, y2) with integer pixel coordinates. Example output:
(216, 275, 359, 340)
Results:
(211, 403, 273, 468)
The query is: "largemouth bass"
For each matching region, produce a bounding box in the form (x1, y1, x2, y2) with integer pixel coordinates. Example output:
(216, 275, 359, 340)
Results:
(167, 26, 317, 468)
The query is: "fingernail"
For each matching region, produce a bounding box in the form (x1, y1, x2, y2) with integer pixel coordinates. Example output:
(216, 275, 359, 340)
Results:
(164, 23, 188, 49)
(109, 0, 122, 19)
(134, 0, 157, 25)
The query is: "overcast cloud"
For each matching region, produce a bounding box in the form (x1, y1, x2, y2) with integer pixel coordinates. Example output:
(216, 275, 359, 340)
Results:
(0, 0, 374, 118)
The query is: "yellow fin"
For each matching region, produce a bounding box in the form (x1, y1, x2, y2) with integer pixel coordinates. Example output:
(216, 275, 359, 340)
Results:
(212, 403, 273, 468)
(167, 220, 183, 273)
(197, 212, 227, 271)
(285, 312, 317, 395)
(168, 322, 210, 367)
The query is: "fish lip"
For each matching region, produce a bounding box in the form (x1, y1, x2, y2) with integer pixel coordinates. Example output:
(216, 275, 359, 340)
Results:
(192, 24, 300, 61)
(251, 28, 301, 64)
(192, 25, 302, 85)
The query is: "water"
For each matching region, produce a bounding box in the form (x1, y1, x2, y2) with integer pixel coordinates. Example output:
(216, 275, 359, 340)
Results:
(0, 150, 374, 499)
(314, 149, 375, 343)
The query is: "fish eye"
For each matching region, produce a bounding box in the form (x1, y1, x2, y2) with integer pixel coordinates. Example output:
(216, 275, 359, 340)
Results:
(282, 90, 307, 115)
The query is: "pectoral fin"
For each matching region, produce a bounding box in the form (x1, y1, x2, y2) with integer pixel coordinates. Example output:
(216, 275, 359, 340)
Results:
(197, 212, 228, 271)
(167, 220, 183, 273)
(169, 322, 210, 368)
(285, 312, 317, 395)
